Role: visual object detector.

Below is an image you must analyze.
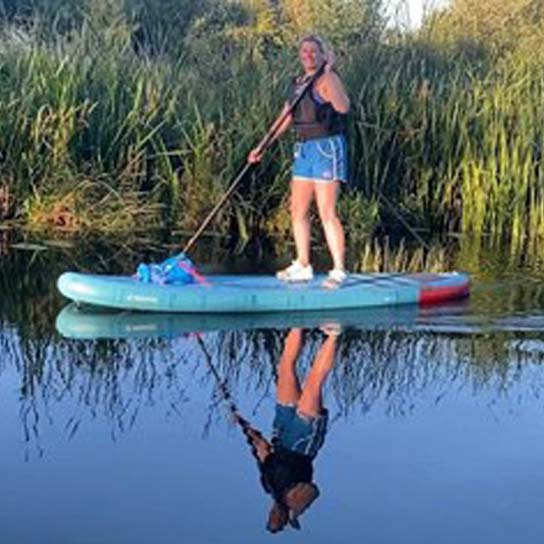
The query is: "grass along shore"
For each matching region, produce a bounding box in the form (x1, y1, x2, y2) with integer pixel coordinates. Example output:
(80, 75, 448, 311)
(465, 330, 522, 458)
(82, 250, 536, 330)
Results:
(0, 0, 543, 252)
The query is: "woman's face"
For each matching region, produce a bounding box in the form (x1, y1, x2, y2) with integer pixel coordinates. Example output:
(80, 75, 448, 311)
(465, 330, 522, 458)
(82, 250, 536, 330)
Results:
(299, 40, 324, 72)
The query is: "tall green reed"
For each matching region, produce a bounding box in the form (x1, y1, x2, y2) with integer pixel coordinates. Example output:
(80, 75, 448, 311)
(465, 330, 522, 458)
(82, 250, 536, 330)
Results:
(0, 0, 543, 253)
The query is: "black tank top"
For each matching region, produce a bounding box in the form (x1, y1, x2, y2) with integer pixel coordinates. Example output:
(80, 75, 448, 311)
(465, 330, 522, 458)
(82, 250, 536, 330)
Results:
(288, 75, 346, 141)
(260, 445, 313, 500)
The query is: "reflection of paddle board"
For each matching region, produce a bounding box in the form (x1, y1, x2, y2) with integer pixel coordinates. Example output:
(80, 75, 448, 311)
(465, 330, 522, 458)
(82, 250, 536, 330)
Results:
(57, 272, 470, 313)
(55, 301, 473, 339)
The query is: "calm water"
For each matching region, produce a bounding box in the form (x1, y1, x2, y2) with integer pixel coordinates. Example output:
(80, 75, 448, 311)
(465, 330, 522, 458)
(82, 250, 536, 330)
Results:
(2, 238, 544, 543)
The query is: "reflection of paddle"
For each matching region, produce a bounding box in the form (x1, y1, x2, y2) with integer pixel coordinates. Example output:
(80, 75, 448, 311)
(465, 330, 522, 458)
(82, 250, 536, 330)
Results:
(194, 334, 258, 439)
(182, 63, 326, 255)
(195, 334, 282, 485)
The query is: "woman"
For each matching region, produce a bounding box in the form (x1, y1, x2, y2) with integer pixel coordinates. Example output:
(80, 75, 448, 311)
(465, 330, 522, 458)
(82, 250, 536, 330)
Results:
(248, 35, 350, 288)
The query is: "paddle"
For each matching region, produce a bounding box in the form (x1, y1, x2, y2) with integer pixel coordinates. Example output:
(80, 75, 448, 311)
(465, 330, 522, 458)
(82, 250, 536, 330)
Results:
(194, 334, 249, 429)
(182, 63, 326, 255)
(194, 333, 269, 461)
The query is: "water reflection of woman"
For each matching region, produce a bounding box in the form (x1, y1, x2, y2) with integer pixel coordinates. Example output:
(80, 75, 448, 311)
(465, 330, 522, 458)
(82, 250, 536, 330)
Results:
(245, 327, 339, 533)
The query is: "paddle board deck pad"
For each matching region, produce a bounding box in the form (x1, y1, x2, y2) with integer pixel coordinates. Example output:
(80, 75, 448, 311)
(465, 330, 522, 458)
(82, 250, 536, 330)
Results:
(57, 272, 470, 313)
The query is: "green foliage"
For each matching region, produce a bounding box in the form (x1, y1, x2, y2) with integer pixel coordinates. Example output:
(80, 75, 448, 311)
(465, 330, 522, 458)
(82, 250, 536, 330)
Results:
(424, 0, 544, 62)
(0, 0, 543, 251)
(280, 0, 384, 47)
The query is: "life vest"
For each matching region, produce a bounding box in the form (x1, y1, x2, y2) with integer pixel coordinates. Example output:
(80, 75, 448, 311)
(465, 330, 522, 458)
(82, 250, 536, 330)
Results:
(288, 75, 347, 141)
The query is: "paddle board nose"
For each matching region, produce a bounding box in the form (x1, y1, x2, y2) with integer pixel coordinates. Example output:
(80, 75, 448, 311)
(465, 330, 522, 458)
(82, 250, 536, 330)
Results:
(57, 272, 86, 303)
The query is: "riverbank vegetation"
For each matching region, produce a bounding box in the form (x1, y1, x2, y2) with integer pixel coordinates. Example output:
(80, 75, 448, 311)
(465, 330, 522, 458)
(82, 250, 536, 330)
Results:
(0, 0, 543, 253)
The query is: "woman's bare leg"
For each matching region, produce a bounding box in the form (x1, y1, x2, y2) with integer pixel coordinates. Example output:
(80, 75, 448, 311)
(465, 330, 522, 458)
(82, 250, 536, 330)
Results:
(297, 335, 338, 417)
(290, 180, 315, 267)
(276, 328, 304, 406)
(315, 181, 345, 271)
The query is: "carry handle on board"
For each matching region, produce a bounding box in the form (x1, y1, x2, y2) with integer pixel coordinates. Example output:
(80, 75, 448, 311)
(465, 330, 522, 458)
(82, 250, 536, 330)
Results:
(182, 63, 327, 255)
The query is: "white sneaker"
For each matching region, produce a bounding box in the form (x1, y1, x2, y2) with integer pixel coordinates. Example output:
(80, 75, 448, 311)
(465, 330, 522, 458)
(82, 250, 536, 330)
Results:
(276, 261, 314, 282)
(322, 269, 347, 289)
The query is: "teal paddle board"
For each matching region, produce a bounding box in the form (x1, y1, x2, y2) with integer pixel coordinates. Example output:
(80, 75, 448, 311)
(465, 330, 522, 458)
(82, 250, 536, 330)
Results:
(57, 272, 470, 313)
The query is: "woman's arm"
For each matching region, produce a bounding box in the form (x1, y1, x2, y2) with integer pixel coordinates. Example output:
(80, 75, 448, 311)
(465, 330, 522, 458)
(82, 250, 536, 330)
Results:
(269, 102, 293, 142)
(246, 426, 272, 463)
(248, 103, 292, 163)
(320, 71, 350, 114)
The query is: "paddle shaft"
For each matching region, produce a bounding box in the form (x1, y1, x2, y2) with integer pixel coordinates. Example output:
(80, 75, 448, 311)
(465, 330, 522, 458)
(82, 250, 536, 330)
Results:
(195, 335, 281, 506)
(182, 64, 326, 255)
(195, 335, 252, 434)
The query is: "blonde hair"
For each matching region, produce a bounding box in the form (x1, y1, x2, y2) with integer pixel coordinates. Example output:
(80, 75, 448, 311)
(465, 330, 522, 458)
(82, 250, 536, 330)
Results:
(299, 34, 327, 55)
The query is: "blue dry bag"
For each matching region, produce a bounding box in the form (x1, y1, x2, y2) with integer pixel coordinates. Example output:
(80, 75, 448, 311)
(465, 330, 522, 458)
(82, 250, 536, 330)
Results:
(136, 253, 196, 285)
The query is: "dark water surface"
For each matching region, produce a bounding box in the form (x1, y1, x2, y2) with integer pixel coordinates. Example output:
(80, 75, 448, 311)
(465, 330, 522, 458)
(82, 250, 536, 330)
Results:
(2, 239, 544, 543)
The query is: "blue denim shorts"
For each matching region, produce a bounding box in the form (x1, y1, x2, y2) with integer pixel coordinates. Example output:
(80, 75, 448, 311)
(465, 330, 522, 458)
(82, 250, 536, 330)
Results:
(272, 403, 328, 459)
(292, 134, 348, 184)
